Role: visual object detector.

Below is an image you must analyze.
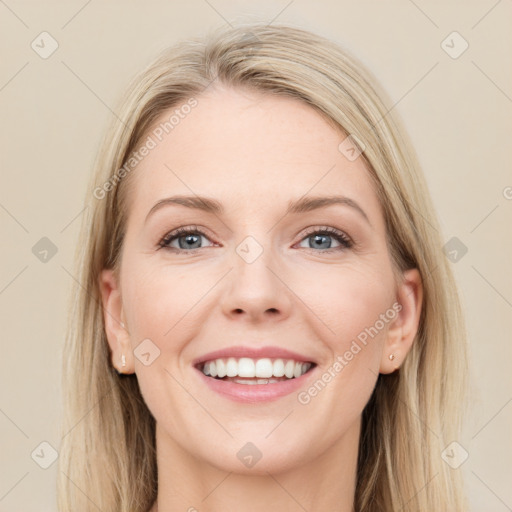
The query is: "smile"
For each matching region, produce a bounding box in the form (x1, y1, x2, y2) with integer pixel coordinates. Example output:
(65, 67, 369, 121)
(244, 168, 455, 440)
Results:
(198, 357, 314, 384)
(194, 356, 317, 403)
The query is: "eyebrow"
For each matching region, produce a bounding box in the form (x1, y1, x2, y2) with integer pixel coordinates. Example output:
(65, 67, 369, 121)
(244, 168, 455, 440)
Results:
(145, 194, 371, 225)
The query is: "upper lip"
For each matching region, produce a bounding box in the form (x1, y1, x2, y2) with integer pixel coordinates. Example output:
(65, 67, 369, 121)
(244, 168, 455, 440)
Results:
(193, 345, 317, 367)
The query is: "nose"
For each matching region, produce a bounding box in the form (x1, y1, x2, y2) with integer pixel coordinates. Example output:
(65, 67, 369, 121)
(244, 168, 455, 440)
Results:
(220, 240, 293, 323)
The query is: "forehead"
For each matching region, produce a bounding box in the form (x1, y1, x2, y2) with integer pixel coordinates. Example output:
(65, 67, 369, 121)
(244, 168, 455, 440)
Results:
(126, 85, 383, 224)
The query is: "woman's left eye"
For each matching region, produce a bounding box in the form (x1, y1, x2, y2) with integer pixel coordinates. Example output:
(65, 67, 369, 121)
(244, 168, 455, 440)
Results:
(158, 226, 353, 253)
(296, 227, 353, 252)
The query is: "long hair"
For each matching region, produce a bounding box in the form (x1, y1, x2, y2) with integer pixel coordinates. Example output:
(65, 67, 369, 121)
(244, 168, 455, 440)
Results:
(57, 23, 468, 511)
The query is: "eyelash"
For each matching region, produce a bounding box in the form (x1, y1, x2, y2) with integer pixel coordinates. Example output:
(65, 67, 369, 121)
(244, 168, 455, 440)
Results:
(158, 225, 353, 254)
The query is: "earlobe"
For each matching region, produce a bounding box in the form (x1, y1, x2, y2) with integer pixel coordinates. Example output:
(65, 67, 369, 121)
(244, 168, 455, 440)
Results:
(380, 268, 423, 374)
(99, 269, 135, 374)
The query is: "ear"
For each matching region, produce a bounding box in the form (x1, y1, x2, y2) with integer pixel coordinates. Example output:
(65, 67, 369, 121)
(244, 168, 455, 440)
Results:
(98, 269, 135, 374)
(379, 268, 423, 374)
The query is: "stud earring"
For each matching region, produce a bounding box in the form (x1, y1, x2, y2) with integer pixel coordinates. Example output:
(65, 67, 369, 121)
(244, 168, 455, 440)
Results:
(121, 354, 126, 367)
(389, 354, 395, 361)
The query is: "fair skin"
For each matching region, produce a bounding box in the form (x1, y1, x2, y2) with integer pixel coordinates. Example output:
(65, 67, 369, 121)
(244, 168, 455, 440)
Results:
(100, 85, 422, 512)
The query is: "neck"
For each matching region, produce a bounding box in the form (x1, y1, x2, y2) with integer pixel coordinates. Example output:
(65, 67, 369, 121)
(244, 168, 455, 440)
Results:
(150, 418, 360, 512)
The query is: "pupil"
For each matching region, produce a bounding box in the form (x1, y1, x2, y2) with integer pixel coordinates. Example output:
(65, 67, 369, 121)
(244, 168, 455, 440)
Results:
(180, 234, 200, 249)
(312, 234, 330, 249)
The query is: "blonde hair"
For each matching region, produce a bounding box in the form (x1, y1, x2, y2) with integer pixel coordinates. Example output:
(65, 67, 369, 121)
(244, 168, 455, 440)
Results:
(58, 23, 469, 511)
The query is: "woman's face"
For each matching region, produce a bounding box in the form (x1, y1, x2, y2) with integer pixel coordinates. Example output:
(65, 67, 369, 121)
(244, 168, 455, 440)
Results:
(101, 85, 421, 474)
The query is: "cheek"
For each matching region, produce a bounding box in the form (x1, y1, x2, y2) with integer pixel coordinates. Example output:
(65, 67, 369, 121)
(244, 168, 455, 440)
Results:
(293, 267, 395, 425)
(120, 261, 214, 361)
(121, 255, 190, 332)
(300, 264, 395, 366)
(120, 263, 194, 429)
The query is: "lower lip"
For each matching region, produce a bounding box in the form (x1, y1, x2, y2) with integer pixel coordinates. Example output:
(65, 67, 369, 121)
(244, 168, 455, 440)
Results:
(194, 366, 317, 403)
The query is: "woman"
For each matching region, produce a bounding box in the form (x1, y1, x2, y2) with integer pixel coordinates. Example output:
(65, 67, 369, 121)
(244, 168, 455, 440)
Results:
(58, 23, 468, 511)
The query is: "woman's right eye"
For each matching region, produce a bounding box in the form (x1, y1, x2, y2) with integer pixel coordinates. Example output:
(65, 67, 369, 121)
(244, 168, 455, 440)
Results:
(158, 227, 215, 253)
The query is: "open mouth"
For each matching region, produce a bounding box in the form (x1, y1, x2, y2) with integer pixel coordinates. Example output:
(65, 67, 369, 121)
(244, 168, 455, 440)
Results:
(195, 357, 317, 385)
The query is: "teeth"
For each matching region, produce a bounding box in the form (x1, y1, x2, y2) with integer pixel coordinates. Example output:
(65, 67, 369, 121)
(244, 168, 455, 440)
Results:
(226, 357, 238, 377)
(255, 358, 273, 378)
(273, 359, 285, 377)
(234, 378, 282, 385)
(201, 357, 313, 379)
(216, 358, 226, 378)
(284, 360, 295, 378)
(238, 357, 255, 377)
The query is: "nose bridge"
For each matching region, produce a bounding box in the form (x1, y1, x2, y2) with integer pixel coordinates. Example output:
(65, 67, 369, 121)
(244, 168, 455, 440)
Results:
(221, 232, 292, 320)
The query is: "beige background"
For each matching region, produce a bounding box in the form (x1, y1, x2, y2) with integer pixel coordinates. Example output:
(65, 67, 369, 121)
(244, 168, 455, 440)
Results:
(1, 1, 511, 510)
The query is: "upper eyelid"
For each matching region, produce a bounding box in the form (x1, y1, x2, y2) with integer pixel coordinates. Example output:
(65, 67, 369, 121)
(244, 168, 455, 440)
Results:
(161, 225, 348, 239)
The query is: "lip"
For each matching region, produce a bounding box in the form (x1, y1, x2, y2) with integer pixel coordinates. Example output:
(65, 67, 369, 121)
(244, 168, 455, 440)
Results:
(192, 345, 316, 367)
(193, 363, 318, 403)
